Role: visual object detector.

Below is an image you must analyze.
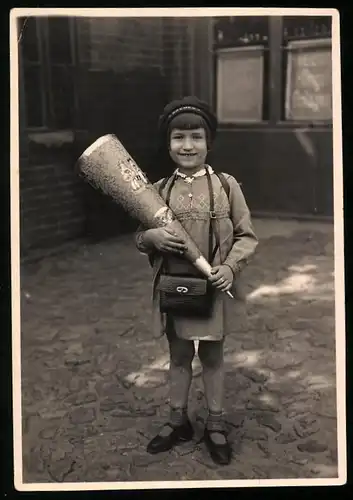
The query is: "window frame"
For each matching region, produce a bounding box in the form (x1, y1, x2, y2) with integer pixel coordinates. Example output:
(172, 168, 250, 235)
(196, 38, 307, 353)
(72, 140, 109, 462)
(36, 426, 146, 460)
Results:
(19, 16, 78, 132)
(283, 37, 333, 124)
(19, 17, 48, 130)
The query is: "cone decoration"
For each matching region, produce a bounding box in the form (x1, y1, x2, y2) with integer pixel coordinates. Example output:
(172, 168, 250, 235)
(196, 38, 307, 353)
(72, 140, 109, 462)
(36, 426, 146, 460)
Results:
(76, 134, 233, 297)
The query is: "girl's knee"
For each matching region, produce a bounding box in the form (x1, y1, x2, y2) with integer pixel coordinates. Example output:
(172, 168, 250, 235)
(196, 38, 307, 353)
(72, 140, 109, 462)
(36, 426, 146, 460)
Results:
(198, 340, 224, 369)
(170, 340, 195, 368)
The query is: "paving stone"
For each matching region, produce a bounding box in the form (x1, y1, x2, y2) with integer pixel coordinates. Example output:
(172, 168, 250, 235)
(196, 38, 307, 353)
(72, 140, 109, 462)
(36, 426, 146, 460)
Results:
(227, 373, 252, 392)
(64, 355, 91, 367)
(277, 329, 299, 339)
(50, 442, 75, 462)
(23, 445, 45, 474)
(38, 426, 59, 440)
(282, 391, 320, 408)
(256, 414, 282, 433)
(246, 399, 280, 413)
(293, 416, 320, 438)
(243, 428, 269, 442)
(95, 353, 119, 375)
(69, 408, 96, 425)
(297, 440, 328, 453)
(264, 353, 307, 371)
(96, 417, 127, 433)
(251, 465, 269, 479)
(172, 441, 199, 457)
(291, 319, 315, 331)
(68, 376, 87, 393)
(47, 459, 76, 482)
(192, 453, 221, 470)
(132, 453, 167, 467)
(99, 394, 129, 412)
(227, 413, 245, 429)
(257, 441, 271, 457)
(65, 391, 97, 406)
(288, 455, 309, 466)
(214, 467, 248, 480)
(309, 464, 338, 477)
(38, 408, 68, 420)
(111, 405, 158, 418)
(275, 431, 298, 445)
(241, 367, 268, 384)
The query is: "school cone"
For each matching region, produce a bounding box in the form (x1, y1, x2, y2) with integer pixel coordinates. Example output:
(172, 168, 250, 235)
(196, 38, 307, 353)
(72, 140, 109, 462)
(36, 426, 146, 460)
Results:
(76, 134, 233, 299)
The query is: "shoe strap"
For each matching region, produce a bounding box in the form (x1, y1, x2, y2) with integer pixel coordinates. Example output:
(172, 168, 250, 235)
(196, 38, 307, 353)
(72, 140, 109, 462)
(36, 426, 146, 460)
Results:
(206, 428, 228, 438)
(206, 421, 226, 433)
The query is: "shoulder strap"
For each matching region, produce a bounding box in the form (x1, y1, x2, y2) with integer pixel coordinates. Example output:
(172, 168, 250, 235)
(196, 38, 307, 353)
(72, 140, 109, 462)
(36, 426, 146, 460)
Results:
(205, 168, 222, 264)
(215, 172, 230, 199)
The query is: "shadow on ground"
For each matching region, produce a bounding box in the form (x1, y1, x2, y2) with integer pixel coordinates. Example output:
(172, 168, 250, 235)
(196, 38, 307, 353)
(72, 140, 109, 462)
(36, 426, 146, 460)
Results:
(19, 220, 339, 483)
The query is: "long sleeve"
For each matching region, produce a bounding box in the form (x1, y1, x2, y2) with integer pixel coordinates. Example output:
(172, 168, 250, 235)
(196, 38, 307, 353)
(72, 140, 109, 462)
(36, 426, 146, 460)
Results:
(135, 223, 153, 255)
(223, 175, 258, 275)
(134, 178, 165, 255)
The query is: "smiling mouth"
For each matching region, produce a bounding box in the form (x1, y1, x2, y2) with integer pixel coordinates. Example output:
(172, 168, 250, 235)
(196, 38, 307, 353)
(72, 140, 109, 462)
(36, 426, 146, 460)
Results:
(178, 153, 197, 157)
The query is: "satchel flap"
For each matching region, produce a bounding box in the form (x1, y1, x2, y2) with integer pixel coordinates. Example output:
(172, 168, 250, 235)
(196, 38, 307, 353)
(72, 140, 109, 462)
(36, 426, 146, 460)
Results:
(158, 275, 208, 296)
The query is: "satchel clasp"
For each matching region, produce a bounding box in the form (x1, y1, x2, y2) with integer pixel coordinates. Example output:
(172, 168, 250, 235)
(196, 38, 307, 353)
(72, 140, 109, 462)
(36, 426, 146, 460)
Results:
(176, 286, 189, 294)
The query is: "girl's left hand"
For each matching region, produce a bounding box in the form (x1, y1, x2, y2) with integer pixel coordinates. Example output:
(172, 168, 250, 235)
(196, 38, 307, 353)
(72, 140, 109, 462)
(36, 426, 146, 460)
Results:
(209, 265, 234, 292)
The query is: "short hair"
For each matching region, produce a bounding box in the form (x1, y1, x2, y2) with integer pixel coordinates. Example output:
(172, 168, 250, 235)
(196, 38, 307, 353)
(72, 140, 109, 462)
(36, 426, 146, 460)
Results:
(167, 112, 211, 147)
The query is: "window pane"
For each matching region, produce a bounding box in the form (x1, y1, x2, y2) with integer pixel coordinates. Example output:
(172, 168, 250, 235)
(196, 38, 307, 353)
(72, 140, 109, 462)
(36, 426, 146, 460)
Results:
(217, 48, 264, 122)
(50, 65, 74, 128)
(23, 64, 45, 127)
(285, 40, 332, 121)
(47, 17, 72, 64)
(20, 17, 39, 62)
(283, 16, 332, 41)
(214, 16, 269, 48)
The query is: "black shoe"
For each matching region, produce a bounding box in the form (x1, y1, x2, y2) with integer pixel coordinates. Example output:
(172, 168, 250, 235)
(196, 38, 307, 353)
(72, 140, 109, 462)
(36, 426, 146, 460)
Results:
(204, 428, 232, 465)
(146, 420, 194, 454)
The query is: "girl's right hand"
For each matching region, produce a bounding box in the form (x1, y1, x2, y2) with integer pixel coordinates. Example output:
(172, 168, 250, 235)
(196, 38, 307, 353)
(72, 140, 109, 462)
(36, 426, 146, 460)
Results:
(144, 228, 187, 255)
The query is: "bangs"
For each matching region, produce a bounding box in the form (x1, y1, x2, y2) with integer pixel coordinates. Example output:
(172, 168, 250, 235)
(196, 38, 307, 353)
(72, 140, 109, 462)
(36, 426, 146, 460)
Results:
(168, 112, 208, 132)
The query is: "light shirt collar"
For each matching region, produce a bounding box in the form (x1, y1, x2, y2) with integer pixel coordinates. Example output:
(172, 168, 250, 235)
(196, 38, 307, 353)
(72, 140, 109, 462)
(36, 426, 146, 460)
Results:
(174, 164, 214, 183)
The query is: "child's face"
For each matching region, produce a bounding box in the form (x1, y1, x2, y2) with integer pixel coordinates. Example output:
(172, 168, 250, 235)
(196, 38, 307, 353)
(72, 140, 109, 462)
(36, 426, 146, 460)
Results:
(169, 128, 208, 171)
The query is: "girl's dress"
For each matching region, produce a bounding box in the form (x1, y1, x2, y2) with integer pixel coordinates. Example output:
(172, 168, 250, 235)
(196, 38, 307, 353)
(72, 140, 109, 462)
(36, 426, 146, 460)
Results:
(135, 165, 258, 341)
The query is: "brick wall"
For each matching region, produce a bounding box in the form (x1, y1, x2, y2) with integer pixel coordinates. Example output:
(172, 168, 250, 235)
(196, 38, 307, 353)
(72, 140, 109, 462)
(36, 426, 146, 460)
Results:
(20, 131, 85, 257)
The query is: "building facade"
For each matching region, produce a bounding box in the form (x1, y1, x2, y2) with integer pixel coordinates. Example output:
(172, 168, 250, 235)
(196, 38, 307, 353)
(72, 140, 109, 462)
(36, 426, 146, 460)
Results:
(18, 15, 333, 257)
(192, 16, 333, 218)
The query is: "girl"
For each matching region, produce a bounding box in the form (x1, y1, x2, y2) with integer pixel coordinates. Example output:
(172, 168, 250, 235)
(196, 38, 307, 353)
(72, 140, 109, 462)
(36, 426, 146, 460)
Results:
(135, 96, 258, 465)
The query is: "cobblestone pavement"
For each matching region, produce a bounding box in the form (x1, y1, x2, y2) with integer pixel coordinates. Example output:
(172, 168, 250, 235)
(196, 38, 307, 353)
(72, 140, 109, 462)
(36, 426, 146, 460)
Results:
(19, 218, 339, 483)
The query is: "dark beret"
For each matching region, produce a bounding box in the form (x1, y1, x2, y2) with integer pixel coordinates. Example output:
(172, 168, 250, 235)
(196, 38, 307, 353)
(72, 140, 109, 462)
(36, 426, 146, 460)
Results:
(158, 96, 218, 140)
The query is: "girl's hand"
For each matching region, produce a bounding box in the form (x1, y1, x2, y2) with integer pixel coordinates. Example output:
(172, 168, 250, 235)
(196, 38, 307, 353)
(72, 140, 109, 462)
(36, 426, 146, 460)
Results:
(144, 228, 187, 255)
(209, 265, 234, 291)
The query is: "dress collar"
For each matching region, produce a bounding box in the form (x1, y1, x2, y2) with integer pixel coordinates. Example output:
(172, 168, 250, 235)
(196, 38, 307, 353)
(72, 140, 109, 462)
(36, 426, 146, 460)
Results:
(174, 164, 214, 183)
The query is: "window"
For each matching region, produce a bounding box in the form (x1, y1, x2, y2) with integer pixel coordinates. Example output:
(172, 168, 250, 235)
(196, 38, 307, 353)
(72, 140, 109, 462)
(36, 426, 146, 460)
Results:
(212, 15, 332, 125)
(217, 46, 264, 123)
(213, 16, 269, 124)
(282, 16, 332, 122)
(284, 39, 332, 121)
(19, 17, 46, 128)
(19, 16, 76, 129)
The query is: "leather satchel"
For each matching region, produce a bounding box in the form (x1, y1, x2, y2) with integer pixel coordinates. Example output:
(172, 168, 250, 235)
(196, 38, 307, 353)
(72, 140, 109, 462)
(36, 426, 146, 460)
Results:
(158, 274, 214, 317)
(158, 168, 221, 318)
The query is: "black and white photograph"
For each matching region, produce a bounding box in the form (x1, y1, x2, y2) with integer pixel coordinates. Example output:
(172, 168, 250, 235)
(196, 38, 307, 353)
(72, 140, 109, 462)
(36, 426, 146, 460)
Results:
(10, 7, 345, 490)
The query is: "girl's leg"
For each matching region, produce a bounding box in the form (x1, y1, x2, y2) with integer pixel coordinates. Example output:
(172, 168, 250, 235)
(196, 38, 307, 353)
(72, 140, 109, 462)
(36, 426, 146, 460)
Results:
(158, 317, 195, 435)
(198, 339, 226, 444)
